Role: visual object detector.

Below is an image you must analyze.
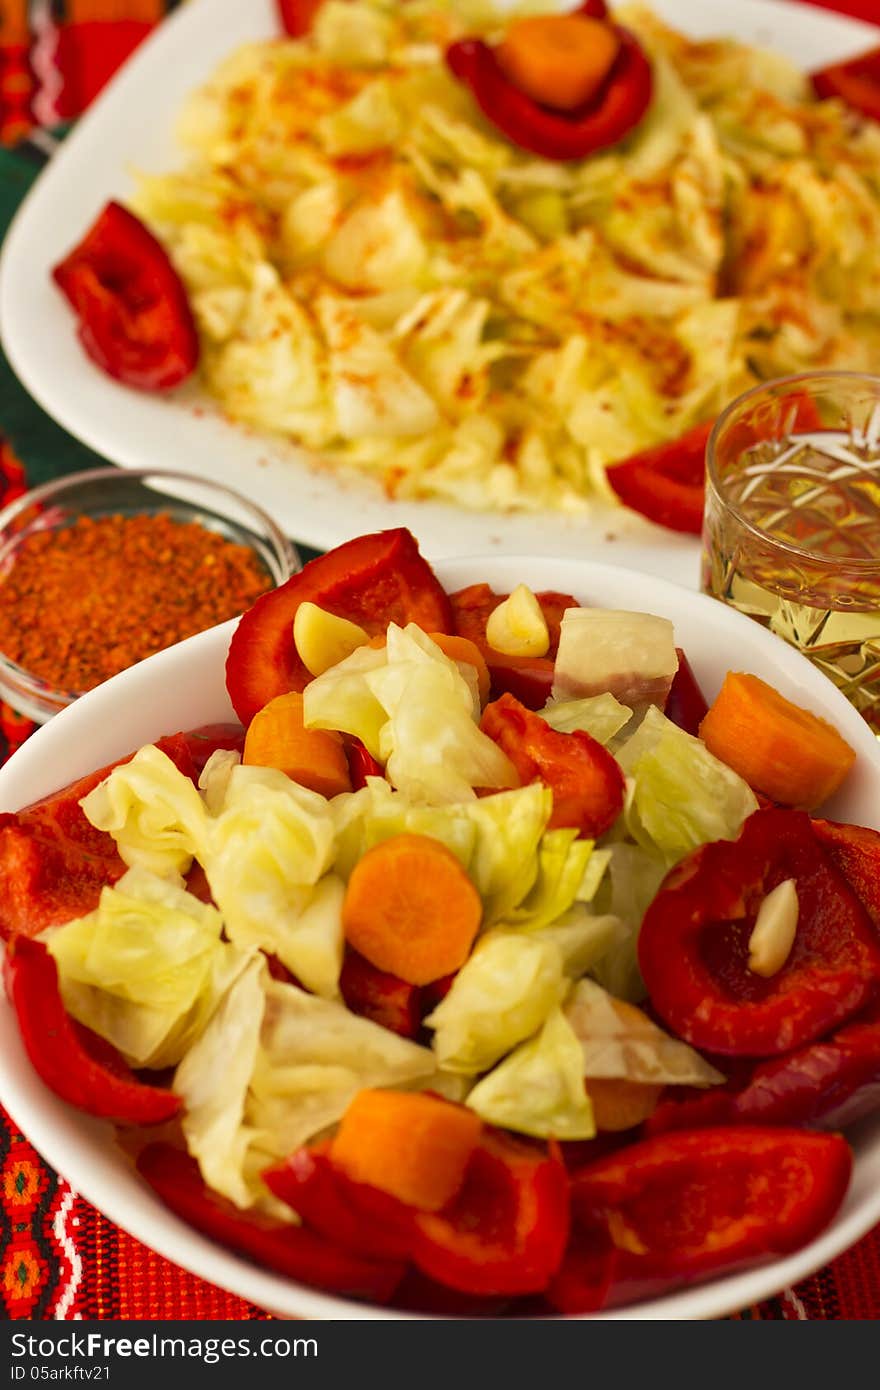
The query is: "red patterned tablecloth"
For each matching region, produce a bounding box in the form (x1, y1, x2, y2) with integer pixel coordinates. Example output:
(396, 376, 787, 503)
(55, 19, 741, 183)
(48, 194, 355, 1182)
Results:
(2, 0, 880, 1324)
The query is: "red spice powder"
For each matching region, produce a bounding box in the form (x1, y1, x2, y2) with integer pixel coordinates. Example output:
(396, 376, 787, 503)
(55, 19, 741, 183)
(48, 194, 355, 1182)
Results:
(0, 512, 273, 693)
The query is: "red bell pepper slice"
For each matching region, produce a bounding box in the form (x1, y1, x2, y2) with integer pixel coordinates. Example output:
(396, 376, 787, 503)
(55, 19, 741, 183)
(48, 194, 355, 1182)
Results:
(481, 691, 625, 838)
(346, 737, 383, 790)
(0, 731, 197, 941)
(606, 421, 712, 535)
(5, 937, 181, 1125)
(544, 1225, 617, 1315)
(262, 1140, 416, 1262)
(812, 818, 880, 933)
(638, 808, 880, 1057)
(277, 0, 325, 36)
(449, 584, 577, 709)
(339, 947, 423, 1039)
(181, 723, 246, 777)
(647, 999, 880, 1137)
(52, 201, 199, 392)
(225, 529, 453, 726)
(812, 47, 880, 123)
(446, 26, 652, 163)
(138, 1142, 404, 1302)
(568, 1127, 851, 1305)
(411, 1131, 570, 1297)
(664, 648, 709, 736)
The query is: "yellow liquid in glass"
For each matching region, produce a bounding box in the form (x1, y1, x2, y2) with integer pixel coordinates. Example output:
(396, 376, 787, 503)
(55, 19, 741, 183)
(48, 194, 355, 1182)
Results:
(703, 431, 880, 733)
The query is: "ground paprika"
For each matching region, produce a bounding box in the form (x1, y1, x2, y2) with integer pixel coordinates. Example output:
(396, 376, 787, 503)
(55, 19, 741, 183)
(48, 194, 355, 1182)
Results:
(0, 512, 271, 693)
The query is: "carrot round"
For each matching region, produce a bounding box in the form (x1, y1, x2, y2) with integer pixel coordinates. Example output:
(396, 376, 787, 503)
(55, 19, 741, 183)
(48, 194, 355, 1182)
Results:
(342, 833, 482, 985)
(243, 691, 352, 798)
(496, 14, 621, 113)
(699, 672, 856, 811)
(331, 1089, 483, 1211)
(585, 1078, 663, 1133)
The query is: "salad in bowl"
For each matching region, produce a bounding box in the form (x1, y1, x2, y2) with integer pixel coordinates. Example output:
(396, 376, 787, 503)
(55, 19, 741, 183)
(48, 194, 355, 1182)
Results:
(2, 529, 880, 1319)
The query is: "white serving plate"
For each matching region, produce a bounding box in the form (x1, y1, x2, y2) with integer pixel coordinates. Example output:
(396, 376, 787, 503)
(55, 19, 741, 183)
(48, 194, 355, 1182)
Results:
(0, 0, 876, 585)
(1, 553, 880, 1320)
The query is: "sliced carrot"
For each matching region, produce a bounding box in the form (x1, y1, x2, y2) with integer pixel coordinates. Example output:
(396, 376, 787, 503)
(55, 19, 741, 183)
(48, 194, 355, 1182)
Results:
(585, 1078, 663, 1133)
(243, 691, 352, 798)
(331, 1089, 483, 1212)
(496, 14, 621, 114)
(342, 833, 482, 986)
(699, 672, 856, 811)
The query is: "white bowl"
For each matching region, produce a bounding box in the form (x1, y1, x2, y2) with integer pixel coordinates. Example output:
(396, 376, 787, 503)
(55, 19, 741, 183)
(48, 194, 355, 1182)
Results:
(2, 554, 880, 1321)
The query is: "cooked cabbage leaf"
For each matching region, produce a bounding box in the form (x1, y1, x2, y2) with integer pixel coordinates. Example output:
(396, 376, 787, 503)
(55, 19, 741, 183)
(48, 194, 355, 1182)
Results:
(615, 705, 758, 862)
(81, 744, 208, 877)
(47, 867, 244, 1069)
(466, 1006, 595, 1140)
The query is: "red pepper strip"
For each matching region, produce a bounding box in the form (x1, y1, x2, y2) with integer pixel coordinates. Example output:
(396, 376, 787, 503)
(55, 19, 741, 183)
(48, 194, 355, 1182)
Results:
(411, 1131, 570, 1297)
(449, 584, 577, 709)
(638, 808, 880, 1057)
(445, 27, 652, 163)
(543, 1225, 617, 1315)
(346, 737, 383, 790)
(225, 529, 453, 726)
(138, 1142, 404, 1302)
(568, 1127, 851, 1305)
(0, 731, 197, 941)
(339, 947, 423, 1039)
(277, 0, 325, 36)
(647, 999, 880, 1137)
(181, 723, 246, 777)
(481, 691, 625, 838)
(52, 202, 199, 392)
(606, 421, 712, 535)
(812, 47, 880, 122)
(577, 0, 609, 16)
(5, 938, 181, 1125)
(263, 1141, 416, 1261)
(663, 648, 709, 737)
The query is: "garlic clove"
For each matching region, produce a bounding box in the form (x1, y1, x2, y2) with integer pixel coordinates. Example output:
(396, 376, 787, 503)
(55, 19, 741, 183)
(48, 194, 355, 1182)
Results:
(485, 585, 550, 658)
(747, 878, 799, 978)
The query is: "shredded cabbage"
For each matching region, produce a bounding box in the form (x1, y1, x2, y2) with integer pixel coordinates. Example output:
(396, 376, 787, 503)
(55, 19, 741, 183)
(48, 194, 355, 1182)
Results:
(47, 867, 245, 1069)
(466, 1007, 595, 1140)
(130, 0, 880, 514)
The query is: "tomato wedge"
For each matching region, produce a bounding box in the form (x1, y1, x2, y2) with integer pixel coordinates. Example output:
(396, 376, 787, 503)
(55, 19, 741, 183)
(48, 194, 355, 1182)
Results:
(225, 529, 453, 725)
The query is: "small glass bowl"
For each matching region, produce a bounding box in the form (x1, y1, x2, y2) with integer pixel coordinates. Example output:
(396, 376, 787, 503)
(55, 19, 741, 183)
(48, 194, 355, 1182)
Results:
(0, 467, 300, 724)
